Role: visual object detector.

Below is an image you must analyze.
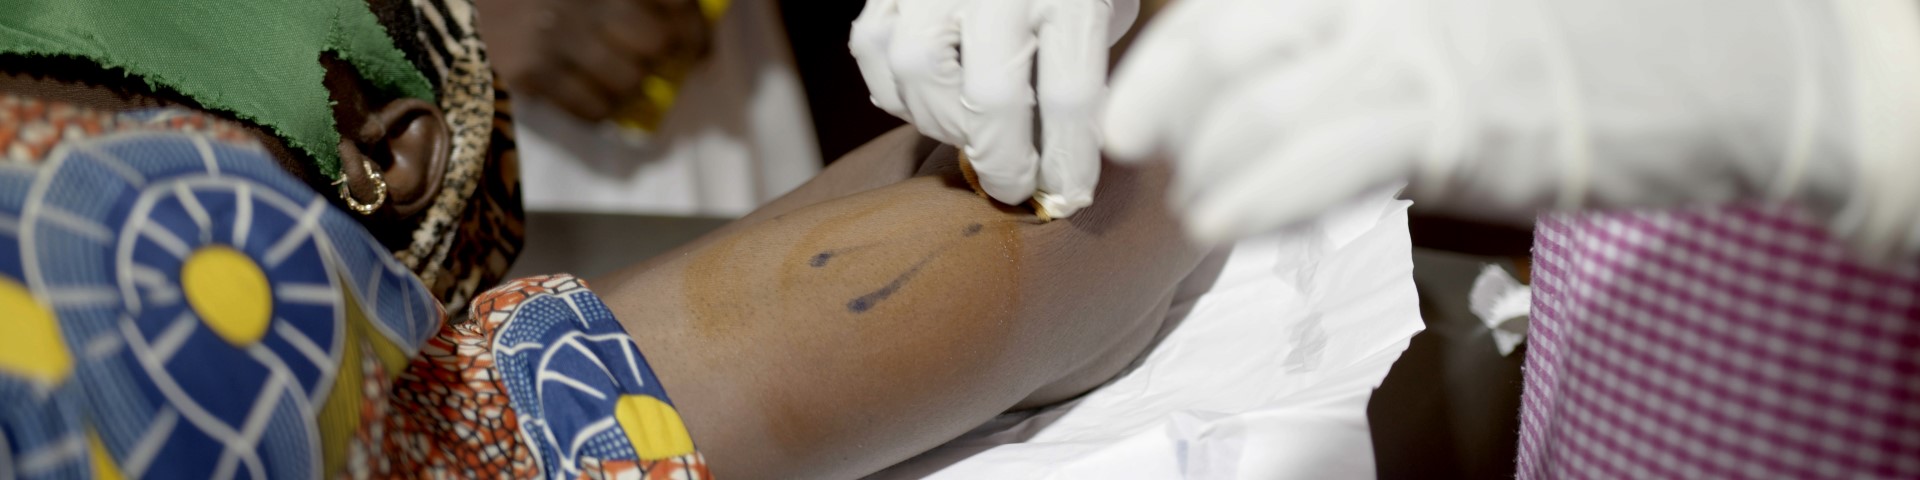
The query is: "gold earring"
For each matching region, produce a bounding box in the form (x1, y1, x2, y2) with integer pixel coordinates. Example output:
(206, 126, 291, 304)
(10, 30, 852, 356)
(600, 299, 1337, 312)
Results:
(336, 161, 387, 215)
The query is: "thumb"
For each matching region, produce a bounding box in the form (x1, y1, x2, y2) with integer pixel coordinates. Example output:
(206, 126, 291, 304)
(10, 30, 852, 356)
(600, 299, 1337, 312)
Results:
(1183, 110, 1427, 244)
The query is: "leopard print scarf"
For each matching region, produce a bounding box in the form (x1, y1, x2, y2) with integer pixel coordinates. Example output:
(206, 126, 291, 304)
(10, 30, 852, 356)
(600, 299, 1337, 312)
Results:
(398, 0, 525, 315)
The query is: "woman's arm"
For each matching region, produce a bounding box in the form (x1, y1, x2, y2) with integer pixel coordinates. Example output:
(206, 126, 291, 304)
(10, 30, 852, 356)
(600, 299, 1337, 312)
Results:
(592, 133, 1206, 479)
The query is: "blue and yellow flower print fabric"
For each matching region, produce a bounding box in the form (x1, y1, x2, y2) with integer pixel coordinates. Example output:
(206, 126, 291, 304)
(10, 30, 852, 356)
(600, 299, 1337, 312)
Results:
(0, 98, 708, 479)
(0, 125, 439, 478)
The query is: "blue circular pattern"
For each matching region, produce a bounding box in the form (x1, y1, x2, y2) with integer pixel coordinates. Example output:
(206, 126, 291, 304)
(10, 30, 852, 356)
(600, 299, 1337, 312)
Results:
(0, 130, 441, 479)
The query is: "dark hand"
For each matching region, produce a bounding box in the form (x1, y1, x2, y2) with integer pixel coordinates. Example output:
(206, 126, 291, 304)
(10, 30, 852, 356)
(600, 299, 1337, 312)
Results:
(480, 0, 714, 122)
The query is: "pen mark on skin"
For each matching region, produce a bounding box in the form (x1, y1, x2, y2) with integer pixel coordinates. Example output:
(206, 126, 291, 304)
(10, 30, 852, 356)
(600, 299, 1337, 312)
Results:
(811, 224, 984, 269)
(807, 244, 875, 268)
(847, 254, 936, 313)
(809, 252, 836, 267)
(839, 222, 1003, 313)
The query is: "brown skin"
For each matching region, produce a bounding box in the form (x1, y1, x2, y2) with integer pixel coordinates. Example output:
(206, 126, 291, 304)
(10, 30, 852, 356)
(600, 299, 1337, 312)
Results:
(321, 56, 452, 222)
(594, 130, 1208, 479)
(607, 4, 1201, 475)
(2, 2, 1201, 474)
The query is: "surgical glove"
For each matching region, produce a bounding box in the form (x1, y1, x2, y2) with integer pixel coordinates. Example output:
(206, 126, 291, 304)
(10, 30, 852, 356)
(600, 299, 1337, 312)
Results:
(1106, 0, 1920, 260)
(851, 0, 1140, 218)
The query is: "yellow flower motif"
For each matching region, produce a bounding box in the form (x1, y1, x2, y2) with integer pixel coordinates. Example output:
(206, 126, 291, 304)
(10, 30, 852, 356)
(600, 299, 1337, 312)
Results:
(615, 394, 697, 460)
(181, 246, 274, 346)
(0, 275, 72, 385)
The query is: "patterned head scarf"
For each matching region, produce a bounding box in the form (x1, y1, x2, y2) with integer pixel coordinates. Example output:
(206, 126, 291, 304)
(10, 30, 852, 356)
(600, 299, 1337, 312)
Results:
(0, 0, 525, 311)
(390, 0, 526, 313)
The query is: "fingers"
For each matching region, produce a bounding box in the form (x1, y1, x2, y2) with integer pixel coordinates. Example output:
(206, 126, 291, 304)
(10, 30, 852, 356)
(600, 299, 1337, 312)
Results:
(851, 0, 979, 146)
(1030, 0, 1114, 217)
(1170, 36, 1423, 243)
(533, 24, 648, 122)
(1100, 0, 1214, 162)
(1183, 110, 1427, 245)
(888, 2, 969, 144)
(846, 0, 1120, 215)
(850, 0, 908, 117)
(600, 0, 670, 55)
(1104, 0, 1341, 162)
(650, 0, 716, 56)
(960, 0, 1041, 205)
(534, 72, 618, 120)
(514, 0, 700, 123)
(563, 33, 648, 97)
(1171, 35, 1392, 209)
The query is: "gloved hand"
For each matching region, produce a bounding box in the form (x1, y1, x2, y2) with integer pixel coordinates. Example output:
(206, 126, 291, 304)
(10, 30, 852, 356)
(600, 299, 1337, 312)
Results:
(1105, 0, 1920, 260)
(850, 0, 1140, 218)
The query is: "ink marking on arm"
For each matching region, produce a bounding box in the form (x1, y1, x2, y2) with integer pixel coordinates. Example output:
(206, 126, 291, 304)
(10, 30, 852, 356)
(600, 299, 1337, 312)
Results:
(840, 223, 995, 312)
(807, 244, 874, 268)
(811, 224, 978, 269)
(847, 254, 936, 313)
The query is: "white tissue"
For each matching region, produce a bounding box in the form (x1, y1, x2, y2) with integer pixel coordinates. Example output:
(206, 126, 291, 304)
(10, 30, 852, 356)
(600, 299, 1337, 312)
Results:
(1468, 264, 1531, 356)
(871, 193, 1423, 480)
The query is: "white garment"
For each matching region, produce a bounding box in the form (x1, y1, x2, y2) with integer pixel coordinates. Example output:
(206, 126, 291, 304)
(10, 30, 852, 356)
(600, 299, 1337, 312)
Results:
(516, 0, 820, 216)
(874, 192, 1423, 479)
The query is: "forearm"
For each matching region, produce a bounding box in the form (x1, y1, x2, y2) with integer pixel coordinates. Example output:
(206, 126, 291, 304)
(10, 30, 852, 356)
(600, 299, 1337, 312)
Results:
(593, 143, 1205, 478)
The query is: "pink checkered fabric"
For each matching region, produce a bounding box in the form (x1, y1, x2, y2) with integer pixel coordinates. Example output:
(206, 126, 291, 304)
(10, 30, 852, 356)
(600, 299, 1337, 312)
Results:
(1518, 203, 1920, 479)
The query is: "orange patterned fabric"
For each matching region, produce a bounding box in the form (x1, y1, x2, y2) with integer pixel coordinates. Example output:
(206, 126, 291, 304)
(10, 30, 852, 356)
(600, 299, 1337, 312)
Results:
(381, 297, 541, 477)
(383, 274, 710, 479)
(0, 94, 257, 164)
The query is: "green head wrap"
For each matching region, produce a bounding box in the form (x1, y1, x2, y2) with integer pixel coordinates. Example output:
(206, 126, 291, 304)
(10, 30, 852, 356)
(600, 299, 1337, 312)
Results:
(0, 0, 437, 178)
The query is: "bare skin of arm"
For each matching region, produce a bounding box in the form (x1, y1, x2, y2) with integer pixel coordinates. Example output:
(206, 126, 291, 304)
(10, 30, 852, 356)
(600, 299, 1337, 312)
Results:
(593, 128, 1208, 479)
(3, 2, 1192, 477)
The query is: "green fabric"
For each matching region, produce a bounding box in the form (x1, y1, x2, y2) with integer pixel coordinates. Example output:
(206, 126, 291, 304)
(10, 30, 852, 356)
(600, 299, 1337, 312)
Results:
(0, 0, 436, 178)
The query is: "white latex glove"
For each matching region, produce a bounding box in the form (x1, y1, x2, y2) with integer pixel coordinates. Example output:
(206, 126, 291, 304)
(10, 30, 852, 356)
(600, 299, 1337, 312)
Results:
(850, 0, 1140, 218)
(1106, 0, 1920, 260)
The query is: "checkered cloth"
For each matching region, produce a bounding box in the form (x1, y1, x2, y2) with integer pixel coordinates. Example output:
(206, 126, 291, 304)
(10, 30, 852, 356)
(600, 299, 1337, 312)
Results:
(1518, 203, 1920, 479)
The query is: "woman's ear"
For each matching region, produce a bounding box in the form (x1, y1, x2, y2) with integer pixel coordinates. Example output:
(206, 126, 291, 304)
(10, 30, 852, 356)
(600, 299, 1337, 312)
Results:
(338, 97, 449, 218)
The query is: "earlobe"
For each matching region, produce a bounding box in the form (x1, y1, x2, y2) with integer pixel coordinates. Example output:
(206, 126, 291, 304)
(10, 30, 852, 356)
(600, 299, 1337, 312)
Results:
(355, 97, 450, 218)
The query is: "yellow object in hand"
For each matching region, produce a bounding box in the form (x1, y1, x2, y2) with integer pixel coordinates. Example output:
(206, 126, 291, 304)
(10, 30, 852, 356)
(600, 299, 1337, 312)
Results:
(611, 0, 731, 133)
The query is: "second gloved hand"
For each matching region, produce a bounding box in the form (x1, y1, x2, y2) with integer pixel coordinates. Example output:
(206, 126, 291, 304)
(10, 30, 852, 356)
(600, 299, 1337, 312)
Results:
(850, 0, 1138, 218)
(1105, 0, 1920, 260)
